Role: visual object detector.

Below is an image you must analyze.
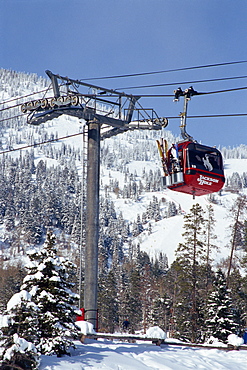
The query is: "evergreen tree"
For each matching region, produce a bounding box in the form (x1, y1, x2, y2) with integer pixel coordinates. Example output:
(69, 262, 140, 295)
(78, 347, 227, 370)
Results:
(4, 200, 15, 232)
(98, 270, 118, 333)
(151, 294, 172, 332)
(227, 268, 247, 335)
(227, 195, 247, 286)
(167, 258, 196, 340)
(0, 263, 26, 314)
(136, 214, 144, 235)
(132, 221, 139, 237)
(152, 196, 161, 222)
(167, 201, 177, 218)
(116, 264, 130, 331)
(241, 220, 247, 272)
(175, 203, 206, 342)
(204, 269, 238, 343)
(98, 239, 108, 275)
(0, 291, 40, 369)
(140, 262, 153, 333)
(124, 268, 142, 332)
(21, 233, 79, 356)
(204, 205, 218, 303)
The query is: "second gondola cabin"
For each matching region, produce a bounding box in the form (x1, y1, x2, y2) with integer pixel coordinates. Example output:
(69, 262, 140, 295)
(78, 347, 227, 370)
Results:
(162, 140, 225, 197)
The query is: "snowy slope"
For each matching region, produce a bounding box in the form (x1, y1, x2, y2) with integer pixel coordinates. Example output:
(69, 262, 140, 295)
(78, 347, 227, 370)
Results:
(131, 187, 243, 265)
(106, 156, 246, 266)
(1, 69, 247, 370)
(1, 69, 247, 268)
(1, 110, 245, 268)
(3, 112, 247, 267)
(97, 128, 247, 267)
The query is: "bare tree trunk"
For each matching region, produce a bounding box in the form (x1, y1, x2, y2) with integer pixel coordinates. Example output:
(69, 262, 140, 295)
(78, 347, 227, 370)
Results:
(227, 197, 244, 287)
(191, 230, 197, 343)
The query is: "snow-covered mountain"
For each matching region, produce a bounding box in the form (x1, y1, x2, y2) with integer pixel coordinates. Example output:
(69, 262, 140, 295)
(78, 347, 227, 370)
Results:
(0, 68, 246, 269)
(1, 68, 247, 369)
(101, 134, 247, 268)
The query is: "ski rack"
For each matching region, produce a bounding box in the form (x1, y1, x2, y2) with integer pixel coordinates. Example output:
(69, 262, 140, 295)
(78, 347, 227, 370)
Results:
(21, 70, 168, 137)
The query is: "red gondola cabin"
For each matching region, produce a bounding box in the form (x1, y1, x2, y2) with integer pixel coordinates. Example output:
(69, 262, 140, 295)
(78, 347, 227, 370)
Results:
(163, 141, 225, 197)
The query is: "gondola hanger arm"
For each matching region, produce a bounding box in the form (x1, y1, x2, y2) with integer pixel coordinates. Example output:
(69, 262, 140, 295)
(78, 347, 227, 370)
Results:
(174, 87, 198, 142)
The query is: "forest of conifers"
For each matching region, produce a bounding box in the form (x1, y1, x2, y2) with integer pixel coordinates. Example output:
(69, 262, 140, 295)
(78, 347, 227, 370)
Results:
(0, 68, 247, 343)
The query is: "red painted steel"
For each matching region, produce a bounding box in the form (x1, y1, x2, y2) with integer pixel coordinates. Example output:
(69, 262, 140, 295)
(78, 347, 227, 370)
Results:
(167, 141, 225, 196)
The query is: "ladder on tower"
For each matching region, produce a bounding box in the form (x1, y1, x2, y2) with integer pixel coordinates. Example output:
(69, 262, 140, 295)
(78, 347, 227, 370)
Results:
(79, 122, 88, 308)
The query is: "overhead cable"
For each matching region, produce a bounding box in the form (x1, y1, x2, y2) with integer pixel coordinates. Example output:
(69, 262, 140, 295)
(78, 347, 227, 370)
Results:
(0, 132, 84, 155)
(0, 86, 247, 124)
(115, 75, 247, 91)
(1, 60, 247, 107)
(79, 60, 247, 81)
(166, 113, 247, 119)
(197, 86, 247, 95)
(0, 113, 28, 123)
(0, 111, 247, 156)
(1, 74, 247, 112)
(0, 87, 52, 106)
(1, 85, 247, 118)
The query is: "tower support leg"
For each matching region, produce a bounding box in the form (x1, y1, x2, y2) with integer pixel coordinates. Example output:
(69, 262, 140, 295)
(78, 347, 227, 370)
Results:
(84, 120, 100, 330)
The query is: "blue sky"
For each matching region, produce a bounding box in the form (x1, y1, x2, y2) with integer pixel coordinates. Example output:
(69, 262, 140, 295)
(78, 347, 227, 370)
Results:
(1, 0, 247, 147)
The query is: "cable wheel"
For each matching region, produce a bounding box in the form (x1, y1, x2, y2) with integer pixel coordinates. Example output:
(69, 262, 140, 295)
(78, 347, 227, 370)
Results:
(21, 104, 27, 113)
(71, 95, 79, 106)
(50, 98, 57, 108)
(27, 101, 34, 110)
(57, 96, 65, 105)
(34, 100, 41, 108)
(162, 117, 168, 128)
(41, 99, 49, 109)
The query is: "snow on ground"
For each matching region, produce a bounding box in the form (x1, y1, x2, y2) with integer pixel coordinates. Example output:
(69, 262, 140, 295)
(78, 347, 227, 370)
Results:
(39, 339, 247, 370)
(136, 214, 184, 264)
(224, 158, 247, 176)
(127, 160, 161, 176)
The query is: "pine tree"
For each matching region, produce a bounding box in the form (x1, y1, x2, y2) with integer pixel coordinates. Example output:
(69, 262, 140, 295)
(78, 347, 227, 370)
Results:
(116, 264, 130, 331)
(21, 233, 79, 356)
(140, 262, 153, 333)
(167, 201, 177, 218)
(4, 200, 15, 232)
(0, 291, 40, 369)
(98, 239, 108, 275)
(152, 196, 161, 222)
(98, 270, 118, 333)
(132, 221, 139, 237)
(204, 269, 238, 343)
(124, 268, 142, 332)
(136, 214, 144, 235)
(0, 263, 26, 313)
(204, 205, 218, 303)
(151, 294, 172, 332)
(175, 203, 206, 342)
(241, 220, 247, 272)
(227, 195, 247, 286)
(167, 258, 196, 341)
(227, 268, 247, 335)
